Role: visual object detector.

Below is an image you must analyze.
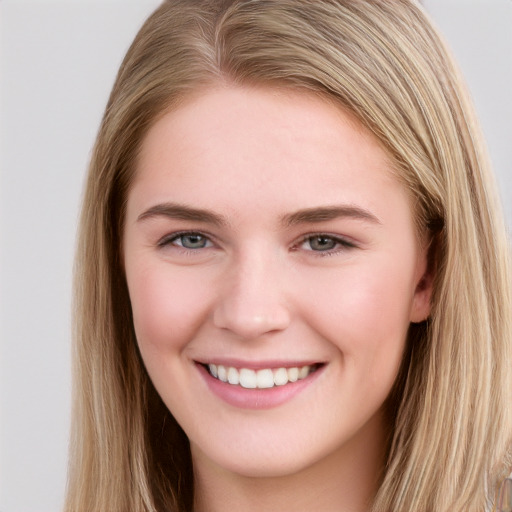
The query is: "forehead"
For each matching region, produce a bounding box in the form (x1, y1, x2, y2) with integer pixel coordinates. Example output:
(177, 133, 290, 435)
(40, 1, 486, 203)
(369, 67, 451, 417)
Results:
(129, 85, 411, 228)
(135, 85, 393, 168)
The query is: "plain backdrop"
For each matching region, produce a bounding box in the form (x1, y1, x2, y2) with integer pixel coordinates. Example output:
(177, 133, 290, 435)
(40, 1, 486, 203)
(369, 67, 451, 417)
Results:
(0, 1, 510, 511)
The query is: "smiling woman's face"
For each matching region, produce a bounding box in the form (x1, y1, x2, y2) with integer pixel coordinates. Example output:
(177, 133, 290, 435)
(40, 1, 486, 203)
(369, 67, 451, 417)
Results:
(123, 86, 432, 480)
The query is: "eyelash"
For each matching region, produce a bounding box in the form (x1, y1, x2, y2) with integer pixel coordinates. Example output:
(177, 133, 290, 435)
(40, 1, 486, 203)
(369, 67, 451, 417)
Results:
(157, 231, 357, 257)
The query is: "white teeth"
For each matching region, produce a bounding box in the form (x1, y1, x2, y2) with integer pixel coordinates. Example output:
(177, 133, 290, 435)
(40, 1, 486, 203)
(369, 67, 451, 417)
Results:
(227, 366, 240, 385)
(299, 366, 310, 379)
(273, 367, 288, 386)
(239, 368, 257, 389)
(287, 367, 299, 382)
(217, 365, 228, 382)
(208, 364, 218, 378)
(256, 369, 274, 389)
(207, 364, 317, 388)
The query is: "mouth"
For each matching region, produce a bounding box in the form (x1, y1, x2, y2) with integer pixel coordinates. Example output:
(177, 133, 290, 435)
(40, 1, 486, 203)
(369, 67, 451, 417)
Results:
(202, 363, 323, 389)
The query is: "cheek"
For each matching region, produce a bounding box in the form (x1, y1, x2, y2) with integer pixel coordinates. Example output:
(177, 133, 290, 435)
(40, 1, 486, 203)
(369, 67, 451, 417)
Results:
(126, 261, 212, 355)
(302, 257, 414, 380)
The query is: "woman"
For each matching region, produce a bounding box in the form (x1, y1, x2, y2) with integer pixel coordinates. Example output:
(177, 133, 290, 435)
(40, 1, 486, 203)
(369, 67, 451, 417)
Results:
(65, 1, 512, 511)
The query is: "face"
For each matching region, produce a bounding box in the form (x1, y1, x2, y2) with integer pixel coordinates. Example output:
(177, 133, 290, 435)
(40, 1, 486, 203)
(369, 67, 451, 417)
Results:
(123, 86, 432, 479)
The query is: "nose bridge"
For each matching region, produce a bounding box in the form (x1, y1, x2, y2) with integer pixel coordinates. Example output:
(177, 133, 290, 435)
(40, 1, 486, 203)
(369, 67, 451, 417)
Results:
(213, 244, 291, 339)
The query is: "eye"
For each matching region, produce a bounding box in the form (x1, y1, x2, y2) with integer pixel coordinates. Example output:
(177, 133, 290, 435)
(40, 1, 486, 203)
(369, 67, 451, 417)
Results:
(307, 235, 338, 251)
(298, 234, 356, 253)
(159, 232, 213, 250)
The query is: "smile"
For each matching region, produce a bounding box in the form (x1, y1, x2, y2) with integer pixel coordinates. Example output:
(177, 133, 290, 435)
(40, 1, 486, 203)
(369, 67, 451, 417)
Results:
(206, 363, 321, 389)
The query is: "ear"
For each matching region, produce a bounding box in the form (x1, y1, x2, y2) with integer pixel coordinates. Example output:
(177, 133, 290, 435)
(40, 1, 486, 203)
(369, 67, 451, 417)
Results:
(409, 236, 437, 324)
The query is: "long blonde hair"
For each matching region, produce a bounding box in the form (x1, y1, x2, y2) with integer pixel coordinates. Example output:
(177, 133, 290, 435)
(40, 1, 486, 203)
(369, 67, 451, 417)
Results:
(66, 1, 512, 511)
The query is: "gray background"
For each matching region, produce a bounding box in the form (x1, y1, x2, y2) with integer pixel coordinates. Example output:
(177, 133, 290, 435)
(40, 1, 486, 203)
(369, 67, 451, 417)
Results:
(1, 1, 510, 511)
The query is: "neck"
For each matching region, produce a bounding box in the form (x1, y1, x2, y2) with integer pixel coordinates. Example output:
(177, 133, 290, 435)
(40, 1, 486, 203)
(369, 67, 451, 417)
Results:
(192, 412, 388, 512)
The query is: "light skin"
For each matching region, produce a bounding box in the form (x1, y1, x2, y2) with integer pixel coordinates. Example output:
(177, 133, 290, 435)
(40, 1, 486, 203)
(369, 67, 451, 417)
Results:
(123, 85, 433, 512)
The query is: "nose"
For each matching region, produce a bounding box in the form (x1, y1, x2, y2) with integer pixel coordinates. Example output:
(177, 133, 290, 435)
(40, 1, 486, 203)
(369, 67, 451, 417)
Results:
(212, 249, 291, 340)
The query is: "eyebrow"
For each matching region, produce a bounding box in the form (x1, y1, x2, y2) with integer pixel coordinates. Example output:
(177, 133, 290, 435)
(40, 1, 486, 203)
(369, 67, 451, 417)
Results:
(137, 203, 228, 226)
(281, 205, 381, 227)
(138, 202, 381, 227)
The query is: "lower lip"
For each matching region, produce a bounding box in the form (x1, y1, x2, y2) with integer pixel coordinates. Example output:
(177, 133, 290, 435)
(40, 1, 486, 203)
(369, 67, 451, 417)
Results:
(196, 364, 324, 410)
